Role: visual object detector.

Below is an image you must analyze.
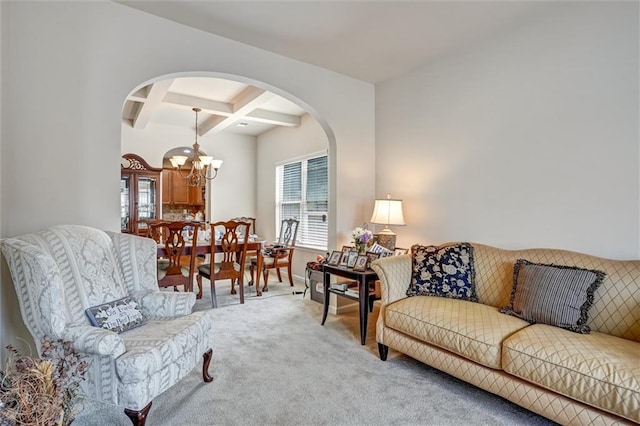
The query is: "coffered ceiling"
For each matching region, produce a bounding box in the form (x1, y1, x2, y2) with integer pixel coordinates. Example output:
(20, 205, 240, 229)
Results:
(122, 77, 307, 137)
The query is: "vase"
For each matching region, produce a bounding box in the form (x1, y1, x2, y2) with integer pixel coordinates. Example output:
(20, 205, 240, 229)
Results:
(355, 242, 367, 255)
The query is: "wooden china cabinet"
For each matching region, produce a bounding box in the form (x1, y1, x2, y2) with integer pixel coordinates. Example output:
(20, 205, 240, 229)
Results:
(120, 154, 162, 234)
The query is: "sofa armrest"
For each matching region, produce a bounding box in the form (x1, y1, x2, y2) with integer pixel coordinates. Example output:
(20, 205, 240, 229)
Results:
(136, 291, 196, 318)
(61, 325, 126, 357)
(371, 254, 412, 305)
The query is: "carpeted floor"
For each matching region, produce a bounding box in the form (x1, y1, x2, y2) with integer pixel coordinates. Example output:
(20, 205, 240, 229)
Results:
(73, 276, 557, 426)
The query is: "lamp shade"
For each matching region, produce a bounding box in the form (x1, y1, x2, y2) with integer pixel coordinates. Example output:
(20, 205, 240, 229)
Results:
(370, 198, 405, 226)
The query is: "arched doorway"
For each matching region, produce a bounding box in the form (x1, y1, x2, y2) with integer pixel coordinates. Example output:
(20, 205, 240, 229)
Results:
(121, 73, 336, 279)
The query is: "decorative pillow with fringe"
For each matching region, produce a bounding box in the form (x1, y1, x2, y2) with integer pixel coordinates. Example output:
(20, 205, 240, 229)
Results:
(499, 259, 606, 334)
(407, 243, 477, 302)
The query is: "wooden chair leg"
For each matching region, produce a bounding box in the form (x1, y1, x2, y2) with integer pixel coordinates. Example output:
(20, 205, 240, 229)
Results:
(262, 266, 269, 291)
(203, 348, 213, 382)
(276, 267, 283, 282)
(287, 264, 294, 286)
(230, 278, 237, 295)
(239, 276, 245, 304)
(196, 274, 203, 299)
(210, 278, 218, 309)
(124, 401, 152, 426)
(248, 262, 255, 286)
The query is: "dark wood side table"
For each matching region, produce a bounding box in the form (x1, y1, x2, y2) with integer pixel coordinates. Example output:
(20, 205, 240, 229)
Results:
(321, 263, 379, 345)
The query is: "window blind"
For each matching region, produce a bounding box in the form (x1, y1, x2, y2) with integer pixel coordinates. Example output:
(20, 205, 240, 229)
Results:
(276, 154, 328, 249)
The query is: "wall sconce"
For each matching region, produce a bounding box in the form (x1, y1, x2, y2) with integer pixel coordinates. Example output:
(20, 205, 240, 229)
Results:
(370, 193, 406, 250)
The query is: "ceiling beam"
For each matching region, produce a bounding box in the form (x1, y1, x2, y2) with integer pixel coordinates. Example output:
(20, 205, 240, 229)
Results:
(199, 87, 276, 136)
(131, 79, 174, 129)
(162, 92, 233, 116)
(245, 109, 301, 127)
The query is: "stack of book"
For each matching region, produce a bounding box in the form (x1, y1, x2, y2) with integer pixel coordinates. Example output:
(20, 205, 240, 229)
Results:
(345, 286, 360, 297)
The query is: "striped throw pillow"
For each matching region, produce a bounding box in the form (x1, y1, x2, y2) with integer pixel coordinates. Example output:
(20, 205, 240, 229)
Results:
(500, 259, 606, 334)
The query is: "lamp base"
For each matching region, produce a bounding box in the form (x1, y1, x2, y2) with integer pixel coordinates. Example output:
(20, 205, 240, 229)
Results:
(376, 232, 396, 251)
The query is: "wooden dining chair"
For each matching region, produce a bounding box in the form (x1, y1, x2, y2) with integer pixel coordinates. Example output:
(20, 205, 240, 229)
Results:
(231, 216, 257, 284)
(151, 221, 199, 293)
(196, 220, 250, 308)
(250, 218, 299, 291)
(230, 216, 256, 235)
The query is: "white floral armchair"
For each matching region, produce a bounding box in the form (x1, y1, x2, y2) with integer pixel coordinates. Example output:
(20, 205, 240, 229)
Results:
(1, 225, 213, 426)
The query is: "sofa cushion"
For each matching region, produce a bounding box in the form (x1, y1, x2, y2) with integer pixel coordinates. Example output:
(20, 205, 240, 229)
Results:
(407, 243, 477, 302)
(385, 296, 530, 369)
(115, 312, 211, 384)
(503, 324, 640, 423)
(500, 259, 606, 334)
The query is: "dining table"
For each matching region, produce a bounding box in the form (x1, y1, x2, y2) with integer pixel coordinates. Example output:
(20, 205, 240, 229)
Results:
(156, 237, 267, 298)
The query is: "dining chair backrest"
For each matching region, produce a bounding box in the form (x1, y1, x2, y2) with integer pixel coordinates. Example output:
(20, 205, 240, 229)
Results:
(277, 218, 299, 248)
(211, 220, 250, 281)
(230, 216, 256, 237)
(150, 221, 199, 290)
(145, 219, 167, 243)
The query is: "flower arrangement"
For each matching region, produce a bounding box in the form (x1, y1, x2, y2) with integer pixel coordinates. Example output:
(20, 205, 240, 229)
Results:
(0, 338, 88, 426)
(352, 227, 373, 254)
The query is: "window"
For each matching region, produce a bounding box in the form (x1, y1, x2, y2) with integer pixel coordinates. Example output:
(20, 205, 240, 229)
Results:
(276, 153, 328, 249)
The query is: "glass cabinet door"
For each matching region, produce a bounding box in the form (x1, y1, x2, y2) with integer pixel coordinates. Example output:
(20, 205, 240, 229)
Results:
(136, 176, 158, 234)
(121, 176, 131, 232)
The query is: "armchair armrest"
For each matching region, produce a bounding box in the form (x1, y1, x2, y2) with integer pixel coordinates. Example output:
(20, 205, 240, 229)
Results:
(135, 291, 196, 318)
(371, 254, 412, 305)
(62, 325, 126, 357)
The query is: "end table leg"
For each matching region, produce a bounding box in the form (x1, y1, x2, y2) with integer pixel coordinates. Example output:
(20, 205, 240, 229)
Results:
(359, 276, 368, 345)
(321, 271, 330, 325)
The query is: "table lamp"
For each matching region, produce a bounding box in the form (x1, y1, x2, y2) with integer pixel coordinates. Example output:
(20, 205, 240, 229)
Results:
(370, 193, 406, 250)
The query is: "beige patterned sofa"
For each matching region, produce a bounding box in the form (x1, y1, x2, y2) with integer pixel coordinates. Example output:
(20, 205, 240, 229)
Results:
(371, 243, 640, 425)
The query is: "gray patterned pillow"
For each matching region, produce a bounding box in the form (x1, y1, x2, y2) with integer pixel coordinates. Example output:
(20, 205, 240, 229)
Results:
(85, 296, 147, 333)
(500, 259, 606, 334)
(407, 243, 477, 301)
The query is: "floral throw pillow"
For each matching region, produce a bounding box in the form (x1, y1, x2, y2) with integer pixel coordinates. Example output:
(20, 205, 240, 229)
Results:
(407, 243, 477, 302)
(85, 296, 147, 334)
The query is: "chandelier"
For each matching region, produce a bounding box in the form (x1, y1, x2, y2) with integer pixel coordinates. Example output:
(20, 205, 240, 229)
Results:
(170, 107, 223, 187)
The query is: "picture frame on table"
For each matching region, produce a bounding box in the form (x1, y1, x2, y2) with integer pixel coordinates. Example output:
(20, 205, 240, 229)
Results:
(339, 246, 352, 266)
(379, 251, 393, 258)
(365, 251, 380, 269)
(353, 255, 368, 272)
(393, 248, 408, 256)
(328, 250, 342, 266)
(346, 250, 359, 268)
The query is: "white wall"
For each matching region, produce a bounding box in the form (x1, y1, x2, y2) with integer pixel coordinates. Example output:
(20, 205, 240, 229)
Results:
(121, 122, 257, 221)
(376, 2, 639, 259)
(256, 113, 331, 279)
(0, 0, 6, 361)
(0, 1, 374, 351)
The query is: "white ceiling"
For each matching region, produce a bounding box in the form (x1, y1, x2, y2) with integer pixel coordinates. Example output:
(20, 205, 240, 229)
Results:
(119, 1, 548, 136)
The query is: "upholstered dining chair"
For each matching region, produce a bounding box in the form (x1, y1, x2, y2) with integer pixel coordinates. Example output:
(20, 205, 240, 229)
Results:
(250, 218, 299, 291)
(0, 225, 213, 426)
(196, 220, 250, 308)
(150, 220, 199, 294)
